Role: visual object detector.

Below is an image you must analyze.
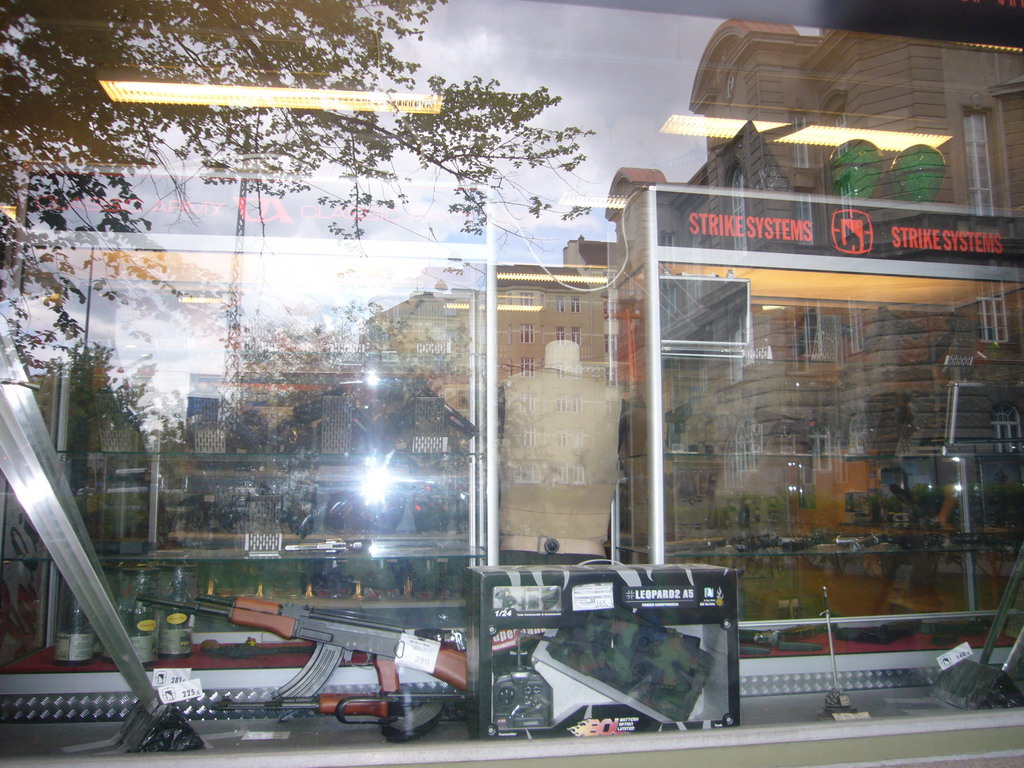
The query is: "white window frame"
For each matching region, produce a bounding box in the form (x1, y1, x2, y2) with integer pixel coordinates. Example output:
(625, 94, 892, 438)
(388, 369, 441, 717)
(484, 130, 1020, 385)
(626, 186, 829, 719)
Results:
(980, 294, 1009, 343)
(964, 112, 994, 215)
(992, 403, 1021, 453)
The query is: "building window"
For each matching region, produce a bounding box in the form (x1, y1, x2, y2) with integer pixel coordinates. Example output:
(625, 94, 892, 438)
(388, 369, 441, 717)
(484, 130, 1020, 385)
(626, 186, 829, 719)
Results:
(555, 295, 566, 313)
(964, 113, 994, 214)
(791, 115, 809, 168)
(517, 291, 535, 306)
(992, 403, 1021, 453)
(520, 357, 535, 377)
(735, 419, 762, 473)
(514, 464, 541, 484)
(794, 194, 812, 224)
(570, 326, 581, 345)
(522, 425, 537, 448)
(848, 308, 865, 354)
(570, 295, 581, 313)
(811, 427, 832, 471)
(520, 323, 535, 344)
(555, 393, 583, 413)
(980, 294, 1008, 343)
(556, 429, 568, 448)
(555, 326, 566, 341)
(848, 413, 868, 455)
(730, 165, 748, 250)
(658, 230, 675, 247)
(520, 391, 536, 413)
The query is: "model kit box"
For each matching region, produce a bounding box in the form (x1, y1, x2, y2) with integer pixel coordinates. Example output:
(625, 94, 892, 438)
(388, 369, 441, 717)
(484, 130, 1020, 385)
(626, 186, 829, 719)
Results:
(468, 563, 739, 739)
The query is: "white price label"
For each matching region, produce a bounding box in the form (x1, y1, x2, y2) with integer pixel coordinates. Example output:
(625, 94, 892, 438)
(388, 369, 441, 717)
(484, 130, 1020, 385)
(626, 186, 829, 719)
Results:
(156, 677, 203, 704)
(572, 582, 615, 612)
(152, 668, 192, 686)
(937, 642, 973, 670)
(395, 634, 441, 673)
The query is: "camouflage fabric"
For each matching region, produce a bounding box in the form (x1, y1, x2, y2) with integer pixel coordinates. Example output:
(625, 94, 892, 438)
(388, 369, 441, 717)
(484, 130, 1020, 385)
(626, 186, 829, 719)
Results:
(545, 607, 712, 721)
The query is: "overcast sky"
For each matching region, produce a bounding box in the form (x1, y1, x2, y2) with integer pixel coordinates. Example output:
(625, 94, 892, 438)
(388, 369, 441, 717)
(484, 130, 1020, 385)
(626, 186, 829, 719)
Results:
(396, 0, 726, 263)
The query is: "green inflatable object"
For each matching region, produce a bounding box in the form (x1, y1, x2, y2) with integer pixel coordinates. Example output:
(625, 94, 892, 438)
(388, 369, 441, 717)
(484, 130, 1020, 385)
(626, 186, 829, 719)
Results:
(890, 144, 946, 203)
(829, 139, 883, 198)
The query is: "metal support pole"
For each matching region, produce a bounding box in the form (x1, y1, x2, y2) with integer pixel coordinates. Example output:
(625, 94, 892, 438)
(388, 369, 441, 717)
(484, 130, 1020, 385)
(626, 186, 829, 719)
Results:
(485, 192, 499, 566)
(644, 186, 665, 564)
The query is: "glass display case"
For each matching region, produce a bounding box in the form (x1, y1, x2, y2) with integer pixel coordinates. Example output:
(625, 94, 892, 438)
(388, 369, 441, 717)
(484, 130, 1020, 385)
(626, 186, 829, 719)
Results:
(0, 166, 490, 677)
(609, 181, 1024, 651)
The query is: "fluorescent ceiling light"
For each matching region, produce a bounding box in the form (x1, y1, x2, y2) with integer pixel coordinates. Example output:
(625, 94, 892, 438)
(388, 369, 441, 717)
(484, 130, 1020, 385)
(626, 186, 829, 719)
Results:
(559, 193, 628, 209)
(178, 295, 224, 304)
(497, 304, 543, 312)
(773, 125, 951, 152)
(954, 42, 1023, 53)
(498, 272, 607, 285)
(442, 301, 552, 313)
(660, 115, 790, 139)
(444, 302, 545, 312)
(99, 80, 442, 114)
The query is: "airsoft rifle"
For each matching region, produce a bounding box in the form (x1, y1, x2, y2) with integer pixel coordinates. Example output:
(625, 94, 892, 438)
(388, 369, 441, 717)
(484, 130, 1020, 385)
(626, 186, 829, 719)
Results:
(140, 594, 468, 741)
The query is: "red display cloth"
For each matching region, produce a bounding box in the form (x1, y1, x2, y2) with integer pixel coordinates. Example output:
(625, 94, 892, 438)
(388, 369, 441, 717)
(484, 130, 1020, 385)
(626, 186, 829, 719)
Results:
(1, 641, 317, 673)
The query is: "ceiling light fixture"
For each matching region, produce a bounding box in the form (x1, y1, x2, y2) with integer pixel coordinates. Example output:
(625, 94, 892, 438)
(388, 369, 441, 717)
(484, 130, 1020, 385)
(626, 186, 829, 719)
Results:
(498, 272, 607, 285)
(99, 79, 443, 114)
(660, 115, 790, 139)
(773, 125, 951, 152)
(558, 193, 629, 209)
(444, 302, 547, 312)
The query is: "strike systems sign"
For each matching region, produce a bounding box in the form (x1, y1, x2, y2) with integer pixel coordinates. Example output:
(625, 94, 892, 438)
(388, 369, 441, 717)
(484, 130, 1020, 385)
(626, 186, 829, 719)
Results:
(669, 191, 1013, 261)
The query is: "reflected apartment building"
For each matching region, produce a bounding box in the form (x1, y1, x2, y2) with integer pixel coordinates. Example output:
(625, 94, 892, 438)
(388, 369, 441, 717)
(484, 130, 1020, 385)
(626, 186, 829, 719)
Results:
(607, 22, 1024, 614)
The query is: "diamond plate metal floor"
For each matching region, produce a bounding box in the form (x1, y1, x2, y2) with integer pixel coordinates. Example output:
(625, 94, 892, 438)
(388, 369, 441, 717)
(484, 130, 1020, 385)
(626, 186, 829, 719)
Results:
(0, 686, 1022, 767)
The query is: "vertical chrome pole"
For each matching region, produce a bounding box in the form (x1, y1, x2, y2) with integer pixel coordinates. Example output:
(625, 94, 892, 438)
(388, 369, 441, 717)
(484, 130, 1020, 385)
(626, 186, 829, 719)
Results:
(644, 186, 665, 564)
(485, 192, 500, 565)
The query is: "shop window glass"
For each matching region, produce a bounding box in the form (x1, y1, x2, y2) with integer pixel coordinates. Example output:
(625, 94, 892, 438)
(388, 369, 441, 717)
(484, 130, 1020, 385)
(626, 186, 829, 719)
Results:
(4, 0, 1024, 736)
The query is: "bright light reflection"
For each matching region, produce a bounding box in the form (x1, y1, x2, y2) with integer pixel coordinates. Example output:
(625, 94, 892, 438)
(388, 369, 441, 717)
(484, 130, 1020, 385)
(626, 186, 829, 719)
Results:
(99, 80, 443, 114)
(361, 459, 392, 505)
(365, 371, 380, 387)
(773, 125, 951, 151)
(660, 115, 790, 138)
(498, 273, 607, 285)
(558, 193, 628, 209)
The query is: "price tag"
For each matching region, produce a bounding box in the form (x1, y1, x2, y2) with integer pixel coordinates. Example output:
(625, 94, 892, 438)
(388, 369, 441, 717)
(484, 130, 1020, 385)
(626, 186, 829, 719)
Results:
(937, 642, 973, 670)
(156, 677, 203, 704)
(572, 582, 614, 612)
(152, 668, 192, 686)
(395, 634, 441, 673)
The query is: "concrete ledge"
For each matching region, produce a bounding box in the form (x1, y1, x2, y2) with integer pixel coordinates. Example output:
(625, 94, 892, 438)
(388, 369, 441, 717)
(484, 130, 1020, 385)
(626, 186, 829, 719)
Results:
(2, 706, 1023, 768)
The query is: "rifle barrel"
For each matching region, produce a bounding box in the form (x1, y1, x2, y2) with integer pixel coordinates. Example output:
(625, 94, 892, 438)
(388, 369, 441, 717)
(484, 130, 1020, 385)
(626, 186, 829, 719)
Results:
(138, 594, 229, 619)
